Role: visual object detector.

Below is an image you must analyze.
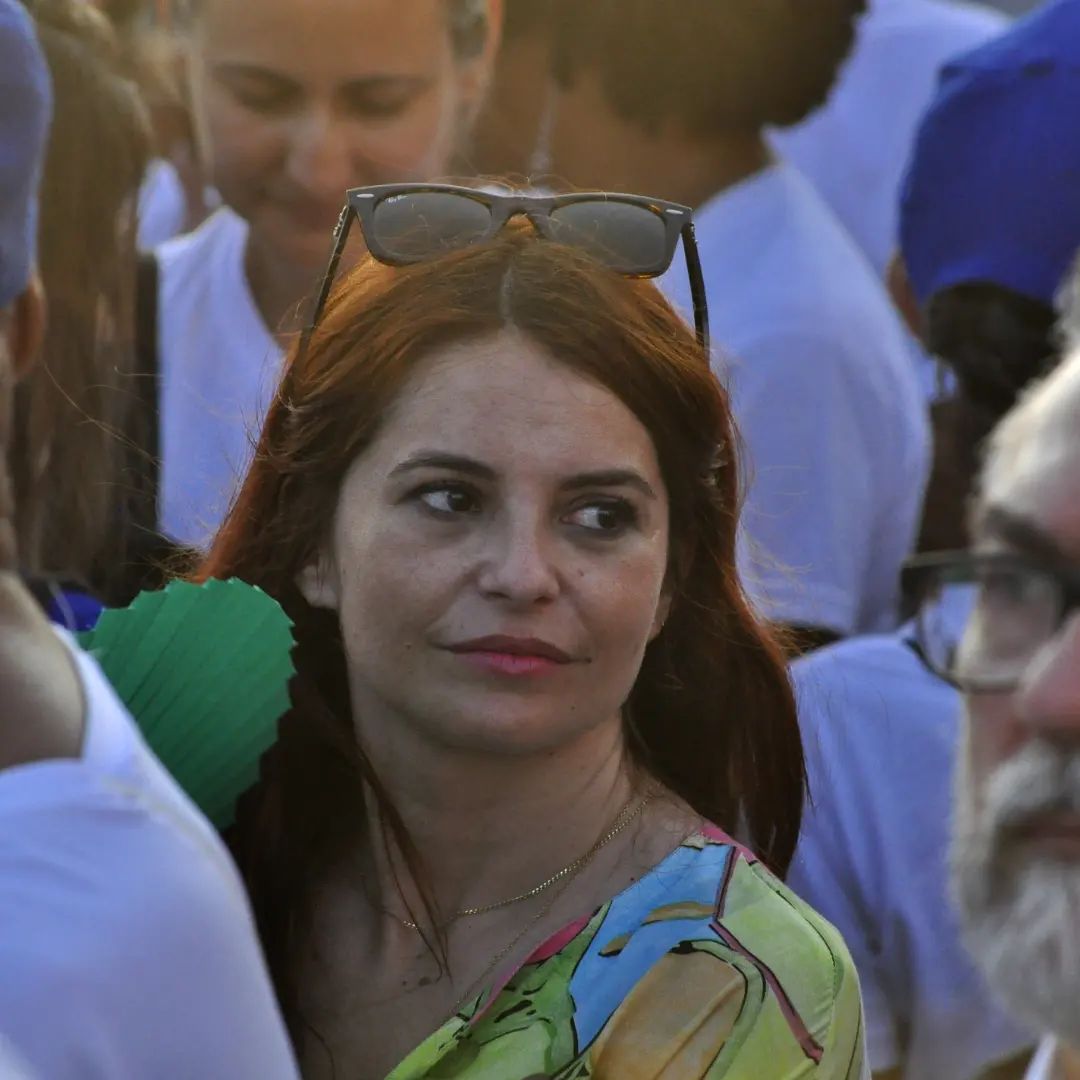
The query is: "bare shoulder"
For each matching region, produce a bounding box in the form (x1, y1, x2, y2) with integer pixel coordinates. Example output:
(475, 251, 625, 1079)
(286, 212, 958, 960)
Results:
(0, 575, 84, 769)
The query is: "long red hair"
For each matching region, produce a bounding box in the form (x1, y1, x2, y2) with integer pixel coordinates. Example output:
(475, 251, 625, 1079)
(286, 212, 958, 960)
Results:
(198, 226, 803, 1041)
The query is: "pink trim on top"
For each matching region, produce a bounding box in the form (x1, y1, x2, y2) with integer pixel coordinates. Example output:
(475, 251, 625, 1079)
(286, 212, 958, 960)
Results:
(469, 914, 594, 1025)
(699, 822, 759, 864)
(528, 914, 593, 964)
(711, 850, 824, 1064)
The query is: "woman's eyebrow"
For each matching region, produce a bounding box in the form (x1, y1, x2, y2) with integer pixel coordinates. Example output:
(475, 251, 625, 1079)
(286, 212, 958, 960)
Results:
(211, 63, 299, 91)
(389, 452, 496, 480)
(388, 454, 657, 499)
(213, 64, 431, 97)
(560, 470, 657, 501)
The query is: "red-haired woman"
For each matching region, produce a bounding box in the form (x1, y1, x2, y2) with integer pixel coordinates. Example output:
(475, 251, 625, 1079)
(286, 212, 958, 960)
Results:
(201, 189, 867, 1078)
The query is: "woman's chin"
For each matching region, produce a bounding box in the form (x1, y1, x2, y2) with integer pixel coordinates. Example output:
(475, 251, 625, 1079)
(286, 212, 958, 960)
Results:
(250, 216, 342, 279)
(417, 701, 611, 760)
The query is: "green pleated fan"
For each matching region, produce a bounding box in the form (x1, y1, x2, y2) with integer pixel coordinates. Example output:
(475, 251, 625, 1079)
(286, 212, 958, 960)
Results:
(76, 579, 295, 828)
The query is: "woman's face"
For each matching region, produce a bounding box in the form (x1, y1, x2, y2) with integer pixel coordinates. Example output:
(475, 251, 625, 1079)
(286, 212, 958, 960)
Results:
(189, 0, 497, 271)
(299, 330, 673, 758)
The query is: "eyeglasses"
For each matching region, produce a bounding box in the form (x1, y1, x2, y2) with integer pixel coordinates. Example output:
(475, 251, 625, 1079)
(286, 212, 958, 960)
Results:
(902, 550, 1080, 693)
(303, 183, 710, 354)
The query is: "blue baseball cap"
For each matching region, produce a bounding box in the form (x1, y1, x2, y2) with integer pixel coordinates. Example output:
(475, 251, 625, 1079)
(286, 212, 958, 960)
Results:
(0, 0, 52, 308)
(900, 0, 1080, 309)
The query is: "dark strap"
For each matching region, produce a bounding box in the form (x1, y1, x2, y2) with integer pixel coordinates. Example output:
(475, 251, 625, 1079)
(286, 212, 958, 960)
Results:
(107, 250, 184, 603)
(133, 250, 160, 532)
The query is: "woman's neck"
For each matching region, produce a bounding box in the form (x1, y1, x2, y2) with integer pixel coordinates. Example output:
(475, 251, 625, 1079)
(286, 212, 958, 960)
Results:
(356, 715, 639, 926)
(243, 235, 322, 344)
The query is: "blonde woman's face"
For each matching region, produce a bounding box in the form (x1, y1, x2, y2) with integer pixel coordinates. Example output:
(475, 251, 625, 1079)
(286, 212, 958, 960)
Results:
(190, 0, 496, 271)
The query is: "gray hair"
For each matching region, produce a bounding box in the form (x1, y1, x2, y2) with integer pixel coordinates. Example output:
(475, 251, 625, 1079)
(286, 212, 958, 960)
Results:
(976, 344, 1080, 520)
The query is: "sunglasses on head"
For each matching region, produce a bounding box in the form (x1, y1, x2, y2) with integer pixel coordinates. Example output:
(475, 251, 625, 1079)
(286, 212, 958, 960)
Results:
(303, 183, 711, 355)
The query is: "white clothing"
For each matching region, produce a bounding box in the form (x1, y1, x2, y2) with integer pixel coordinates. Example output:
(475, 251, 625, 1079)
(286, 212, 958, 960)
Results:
(771, 0, 1008, 276)
(0, 631, 299, 1079)
(137, 159, 188, 252)
(1026, 1040, 1066, 1079)
(789, 627, 1036, 1079)
(0, 1038, 32, 1080)
(663, 163, 930, 635)
(157, 208, 283, 547)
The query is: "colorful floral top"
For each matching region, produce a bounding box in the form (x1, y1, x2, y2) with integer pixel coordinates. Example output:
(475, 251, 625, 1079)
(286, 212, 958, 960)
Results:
(388, 825, 867, 1079)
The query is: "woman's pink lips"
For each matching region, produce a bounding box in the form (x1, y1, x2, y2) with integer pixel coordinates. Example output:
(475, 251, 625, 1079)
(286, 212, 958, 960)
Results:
(453, 650, 565, 677)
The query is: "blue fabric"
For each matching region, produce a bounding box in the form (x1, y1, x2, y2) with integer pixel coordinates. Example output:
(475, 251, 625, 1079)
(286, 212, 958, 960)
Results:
(790, 626, 1036, 1077)
(0, 0, 52, 307)
(900, 0, 1080, 307)
(43, 588, 104, 633)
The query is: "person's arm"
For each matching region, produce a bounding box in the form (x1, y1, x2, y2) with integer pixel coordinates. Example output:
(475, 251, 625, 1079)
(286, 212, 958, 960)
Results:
(0, 404, 84, 768)
(0, 571, 85, 769)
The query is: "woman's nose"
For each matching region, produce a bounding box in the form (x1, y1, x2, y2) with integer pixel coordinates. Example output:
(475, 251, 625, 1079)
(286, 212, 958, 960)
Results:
(284, 110, 355, 199)
(475, 516, 561, 606)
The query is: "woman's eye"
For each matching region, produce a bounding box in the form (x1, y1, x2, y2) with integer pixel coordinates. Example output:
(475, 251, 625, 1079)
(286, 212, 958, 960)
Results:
(416, 485, 479, 516)
(344, 84, 424, 121)
(567, 500, 638, 535)
(226, 83, 298, 117)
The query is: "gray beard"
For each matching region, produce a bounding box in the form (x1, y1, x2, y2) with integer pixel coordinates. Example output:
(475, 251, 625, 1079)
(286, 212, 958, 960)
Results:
(950, 739, 1080, 1047)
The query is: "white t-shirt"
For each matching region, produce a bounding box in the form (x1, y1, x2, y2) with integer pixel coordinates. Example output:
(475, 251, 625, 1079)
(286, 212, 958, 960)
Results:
(157, 208, 283, 547)
(0, 632, 299, 1079)
(663, 163, 930, 635)
(771, 0, 1008, 276)
(137, 160, 188, 252)
(1026, 1041, 1055, 1080)
(788, 627, 1036, 1079)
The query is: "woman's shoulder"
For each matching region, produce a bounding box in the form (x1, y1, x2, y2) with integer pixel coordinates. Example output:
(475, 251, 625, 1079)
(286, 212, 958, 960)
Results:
(447, 826, 867, 1079)
(155, 208, 248, 297)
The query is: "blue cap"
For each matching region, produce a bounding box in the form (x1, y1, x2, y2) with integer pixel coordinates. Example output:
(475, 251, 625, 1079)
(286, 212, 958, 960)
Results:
(0, 0, 52, 308)
(900, 0, 1080, 309)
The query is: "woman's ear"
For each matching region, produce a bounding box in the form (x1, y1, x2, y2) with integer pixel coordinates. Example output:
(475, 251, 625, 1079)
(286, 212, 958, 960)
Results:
(296, 552, 340, 611)
(9, 275, 46, 380)
(649, 587, 674, 642)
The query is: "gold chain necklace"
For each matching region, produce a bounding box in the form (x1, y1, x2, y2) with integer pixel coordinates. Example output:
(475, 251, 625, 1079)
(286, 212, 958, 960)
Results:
(395, 794, 652, 932)
(447, 794, 653, 1015)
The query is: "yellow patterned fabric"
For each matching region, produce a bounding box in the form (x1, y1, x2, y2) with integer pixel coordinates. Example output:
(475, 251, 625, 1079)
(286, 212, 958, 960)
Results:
(389, 825, 867, 1079)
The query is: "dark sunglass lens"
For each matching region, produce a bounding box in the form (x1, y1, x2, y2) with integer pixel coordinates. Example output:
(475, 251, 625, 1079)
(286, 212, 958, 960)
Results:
(371, 192, 493, 263)
(548, 201, 670, 275)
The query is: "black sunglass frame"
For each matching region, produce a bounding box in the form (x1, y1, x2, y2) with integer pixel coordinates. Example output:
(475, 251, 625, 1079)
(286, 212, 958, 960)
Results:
(902, 549, 1080, 692)
(304, 183, 711, 356)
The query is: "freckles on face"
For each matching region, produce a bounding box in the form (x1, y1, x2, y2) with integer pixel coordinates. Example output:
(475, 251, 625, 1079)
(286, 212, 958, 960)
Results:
(321, 331, 673, 753)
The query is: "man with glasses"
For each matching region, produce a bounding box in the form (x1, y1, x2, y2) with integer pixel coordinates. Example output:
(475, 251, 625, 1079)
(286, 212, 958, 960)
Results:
(790, 6, 1080, 1072)
(907, 341, 1080, 1080)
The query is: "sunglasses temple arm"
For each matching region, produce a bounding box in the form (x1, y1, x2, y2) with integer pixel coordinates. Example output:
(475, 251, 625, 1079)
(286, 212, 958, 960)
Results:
(681, 222, 711, 357)
(302, 207, 355, 347)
